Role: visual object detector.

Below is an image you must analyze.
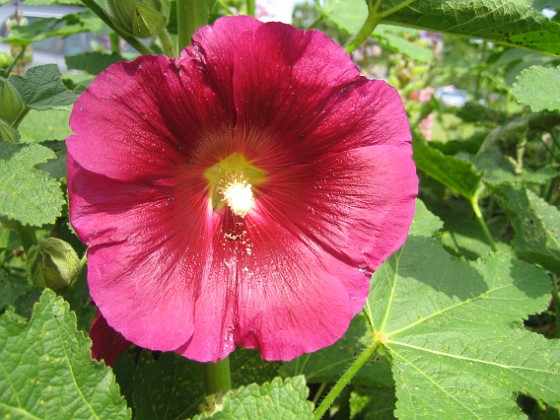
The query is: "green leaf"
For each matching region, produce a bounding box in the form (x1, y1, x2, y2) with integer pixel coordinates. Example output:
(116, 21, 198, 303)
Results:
(23, 0, 83, 4)
(0, 142, 65, 226)
(321, 0, 367, 35)
(413, 139, 483, 200)
(9, 65, 77, 110)
(3, 13, 100, 46)
(384, 0, 560, 56)
(489, 183, 560, 273)
(0, 289, 130, 419)
(408, 199, 443, 238)
(350, 385, 397, 420)
(230, 349, 282, 387)
(374, 25, 434, 63)
(132, 352, 205, 420)
(195, 376, 313, 419)
(322, 0, 560, 56)
(367, 234, 559, 418)
(511, 65, 560, 111)
(0, 118, 20, 142)
(65, 52, 124, 75)
(0, 269, 33, 313)
(280, 314, 394, 387)
(18, 109, 73, 143)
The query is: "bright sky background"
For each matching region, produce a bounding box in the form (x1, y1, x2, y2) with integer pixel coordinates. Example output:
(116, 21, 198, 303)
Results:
(258, 0, 305, 23)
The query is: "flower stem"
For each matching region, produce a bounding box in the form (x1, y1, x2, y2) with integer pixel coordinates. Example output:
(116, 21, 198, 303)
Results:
(177, 0, 208, 52)
(313, 341, 382, 419)
(80, 0, 155, 55)
(551, 274, 560, 338)
(470, 196, 497, 252)
(343, 0, 417, 54)
(5, 47, 25, 75)
(109, 33, 120, 53)
(204, 357, 232, 395)
(158, 29, 176, 57)
(246, 0, 256, 17)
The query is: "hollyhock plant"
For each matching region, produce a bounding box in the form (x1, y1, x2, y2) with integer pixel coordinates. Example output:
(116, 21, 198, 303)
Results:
(67, 15, 417, 363)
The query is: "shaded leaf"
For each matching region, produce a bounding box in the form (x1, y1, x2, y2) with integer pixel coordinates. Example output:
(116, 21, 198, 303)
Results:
(133, 352, 205, 420)
(0, 142, 64, 226)
(350, 385, 397, 420)
(0, 289, 130, 419)
(511, 65, 560, 111)
(413, 139, 482, 200)
(408, 199, 443, 238)
(489, 183, 560, 273)
(9, 65, 77, 110)
(65, 52, 125, 75)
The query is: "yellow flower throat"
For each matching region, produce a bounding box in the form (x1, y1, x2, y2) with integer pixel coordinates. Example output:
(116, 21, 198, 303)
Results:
(204, 153, 266, 217)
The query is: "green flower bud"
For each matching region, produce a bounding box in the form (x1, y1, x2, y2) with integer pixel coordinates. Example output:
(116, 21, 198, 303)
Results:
(0, 52, 12, 69)
(0, 78, 25, 126)
(108, 0, 170, 38)
(27, 238, 81, 291)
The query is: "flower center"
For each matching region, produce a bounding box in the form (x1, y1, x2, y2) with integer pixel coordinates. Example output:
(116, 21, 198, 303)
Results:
(204, 153, 266, 217)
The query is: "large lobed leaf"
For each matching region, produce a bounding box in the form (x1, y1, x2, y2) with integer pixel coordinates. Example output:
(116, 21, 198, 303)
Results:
(367, 223, 559, 417)
(0, 289, 130, 419)
(0, 142, 64, 226)
(322, 0, 560, 56)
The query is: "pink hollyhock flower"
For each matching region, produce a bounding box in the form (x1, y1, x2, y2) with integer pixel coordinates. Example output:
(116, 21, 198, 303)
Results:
(67, 16, 417, 363)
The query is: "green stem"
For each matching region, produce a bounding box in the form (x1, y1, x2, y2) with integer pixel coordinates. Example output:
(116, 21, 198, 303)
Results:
(13, 107, 29, 129)
(204, 357, 232, 395)
(551, 274, 560, 338)
(177, 0, 208, 52)
(80, 0, 156, 55)
(109, 32, 120, 53)
(313, 341, 382, 419)
(470, 197, 497, 252)
(5, 47, 25, 75)
(474, 41, 487, 101)
(312, 382, 328, 406)
(343, 0, 416, 54)
(158, 29, 176, 57)
(246, 0, 256, 17)
(13, 221, 37, 254)
(216, 0, 236, 15)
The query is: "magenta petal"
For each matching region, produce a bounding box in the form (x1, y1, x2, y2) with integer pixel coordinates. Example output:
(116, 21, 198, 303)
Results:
(68, 16, 418, 363)
(90, 310, 131, 366)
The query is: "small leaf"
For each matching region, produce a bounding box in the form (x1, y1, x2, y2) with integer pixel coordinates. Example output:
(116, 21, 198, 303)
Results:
(413, 139, 482, 200)
(489, 183, 560, 273)
(0, 142, 64, 226)
(195, 376, 313, 419)
(374, 25, 434, 63)
(0, 118, 20, 142)
(9, 65, 77, 110)
(0, 289, 131, 419)
(511, 65, 560, 111)
(65, 52, 124, 75)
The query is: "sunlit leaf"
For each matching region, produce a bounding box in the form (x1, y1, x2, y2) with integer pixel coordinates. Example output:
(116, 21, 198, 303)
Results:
(0, 289, 130, 419)
(0, 142, 64, 226)
(511, 65, 560, 111)
(194, 377, 313, 419)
